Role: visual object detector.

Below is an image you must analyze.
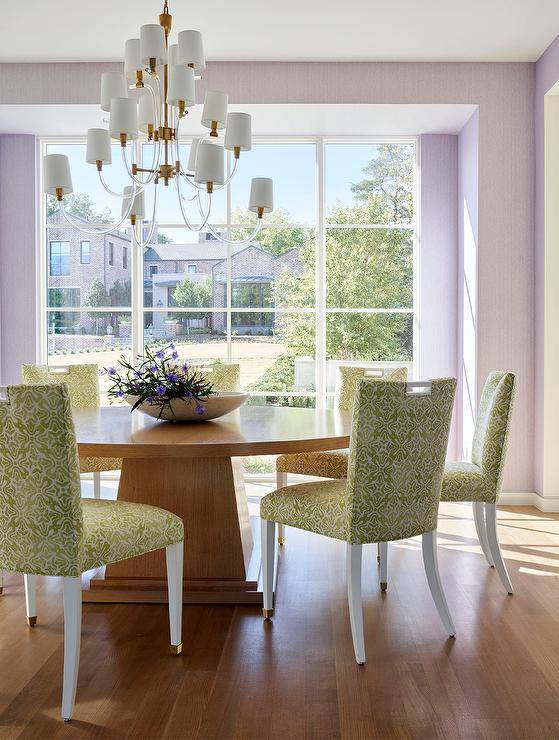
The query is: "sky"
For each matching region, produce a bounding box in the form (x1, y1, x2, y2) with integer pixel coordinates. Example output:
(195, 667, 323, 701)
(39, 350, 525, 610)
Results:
(46, 141, 404, 241)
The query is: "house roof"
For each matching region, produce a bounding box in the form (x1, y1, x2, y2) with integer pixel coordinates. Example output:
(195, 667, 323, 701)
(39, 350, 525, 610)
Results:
(144, 241, 247, 262)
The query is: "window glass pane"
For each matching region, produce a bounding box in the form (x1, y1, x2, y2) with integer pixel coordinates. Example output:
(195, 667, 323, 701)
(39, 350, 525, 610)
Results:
(45, 143, 130, 223)
(46, 227, 132, 308)
(326, 312, 413, 362)
(326, 228, 413, 309)
(232, 311, 315, 393)
(227, 229, 315, 309)
(47, 310, 132, 404)
(80, 240, 91, 264)
(231, 143, 315, 226)
(325, 143, 414, 225)
(143, 311, 227, 362)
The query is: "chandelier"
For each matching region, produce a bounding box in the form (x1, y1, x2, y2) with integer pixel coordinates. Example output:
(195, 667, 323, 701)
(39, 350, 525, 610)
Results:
(42, 1, 274, 248)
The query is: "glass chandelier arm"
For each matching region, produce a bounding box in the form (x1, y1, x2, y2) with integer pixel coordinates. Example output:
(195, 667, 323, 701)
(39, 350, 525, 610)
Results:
(58, 188, 136, 235)
(175, 171, 212, 230)
(132, 181, 159, 248)
(199, 192, 263, 246)
(121, 144, 160, 188)
(98, 169, 128, 198)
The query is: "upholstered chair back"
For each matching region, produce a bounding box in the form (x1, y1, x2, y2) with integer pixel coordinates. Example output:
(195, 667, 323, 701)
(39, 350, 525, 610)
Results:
(334, 365, 409, 413)
(0, 384, 83, 577)
(22, 364, 100, 409)
(197, 363, 240, 392)
(471, 371, 516, 497)
(345, 378, 456, 544)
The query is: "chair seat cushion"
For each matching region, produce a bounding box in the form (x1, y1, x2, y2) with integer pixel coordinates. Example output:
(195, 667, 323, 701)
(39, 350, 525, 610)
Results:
(276, 449, 349, 479)
(441, 461, 491, 502)
(80, 499, 183, 572)
(79, 456, 123, 474)
(261, 479, 350, 541)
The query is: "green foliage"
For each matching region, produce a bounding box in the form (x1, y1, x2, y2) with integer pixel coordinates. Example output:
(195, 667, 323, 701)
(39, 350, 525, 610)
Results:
(171, 276, 212, 323)
(245, 354, 314, 408)
(231, 207, 309, 256)
(109, 279, 131, 307)
(157, 233, 173, 243)
(47, 192, 112, 223)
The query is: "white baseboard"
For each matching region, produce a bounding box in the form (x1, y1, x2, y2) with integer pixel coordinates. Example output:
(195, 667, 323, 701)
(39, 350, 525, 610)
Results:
(499, 490, 559, 512)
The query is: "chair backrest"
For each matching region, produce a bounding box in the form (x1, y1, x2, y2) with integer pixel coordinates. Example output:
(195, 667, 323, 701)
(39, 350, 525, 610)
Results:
(195, 363, 240, 392)
(0, 384, 83, 577)
(471, 371, 516, 496)
(335, 365, 409, 412)
(22, 364, 100, 409)
(345, 378, 456, 544)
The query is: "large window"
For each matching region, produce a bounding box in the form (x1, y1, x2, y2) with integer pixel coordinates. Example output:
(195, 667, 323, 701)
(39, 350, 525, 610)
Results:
(40, 138, 416, 409)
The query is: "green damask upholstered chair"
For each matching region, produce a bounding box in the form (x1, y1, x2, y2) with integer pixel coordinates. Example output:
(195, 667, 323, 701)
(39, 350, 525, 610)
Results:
(197, 362, 240, 392)
(275, 365, 408, 545)
(261, 378, 456, 664)
(0, 384, 184, 722)
(441, 371, 516, 593)
(21, 364, 122, 499)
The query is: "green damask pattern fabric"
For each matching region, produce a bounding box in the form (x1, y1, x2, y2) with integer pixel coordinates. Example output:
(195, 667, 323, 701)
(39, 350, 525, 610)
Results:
(21, 364, 122, 474)
(262, 378, 456, 544)
(441, 371, 516, 504)
(0, 385, 183, 577)
(193, 363, 240, 392)
(276, 366, 408, 479)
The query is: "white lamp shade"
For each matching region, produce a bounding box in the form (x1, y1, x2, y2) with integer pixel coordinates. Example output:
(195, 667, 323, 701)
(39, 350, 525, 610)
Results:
(224, 112, 252, 152)
(187, 138, 200, 173)
(249, 177, 273, 214)
(43, 154, 73, 196)
(100, 72, 127, 112)
(168, 43, 179, 69)
(201, 91, 228, 129)
(140, 24, 166, 65)
(138, 91, 155, 132)
(178, 30, 205, 74)
(86, 128, 112, 165)
(168, 66, 195, 106)
(109, 97, 138, 140)
(194, 143, 224, 185)
(122, 186, 146, 219)
(124, 39, 142, 80)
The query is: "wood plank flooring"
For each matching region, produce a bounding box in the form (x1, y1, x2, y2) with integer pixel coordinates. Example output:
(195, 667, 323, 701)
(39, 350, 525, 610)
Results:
(2, 502, 559, 739)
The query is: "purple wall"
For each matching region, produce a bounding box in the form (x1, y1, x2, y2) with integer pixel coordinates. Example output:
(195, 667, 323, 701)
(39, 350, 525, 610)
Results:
(0, 135, 38, 385)
(0, 60, 536, 490)
(419, 134, 458, 458)
(535, 36, 559, 495)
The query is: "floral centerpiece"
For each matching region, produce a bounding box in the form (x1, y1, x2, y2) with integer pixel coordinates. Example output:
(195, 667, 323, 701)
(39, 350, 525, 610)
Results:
(104, 344, 216, 420)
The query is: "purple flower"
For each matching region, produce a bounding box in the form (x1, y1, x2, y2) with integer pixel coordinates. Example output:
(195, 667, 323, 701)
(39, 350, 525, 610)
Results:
(134, 370, 142, 378)
(155, 350, 165, 360)
(166, 372, 179, 382)
(146, 395, 154, 404)
(185, 390, 193, 398)
(150, 364, 157, 372)
(171, 351, 179, 360)
(195, 404, 205, 415)
(181, 363, 188, 373)
(156, 385, 166, 396)
(107, 367, 117, 376)
(169, 343, 175, 350)
(116, 390, 124, 397)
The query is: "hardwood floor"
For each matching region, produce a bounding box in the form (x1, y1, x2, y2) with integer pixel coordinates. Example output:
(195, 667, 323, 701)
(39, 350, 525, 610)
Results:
(2, 502, 559, 739)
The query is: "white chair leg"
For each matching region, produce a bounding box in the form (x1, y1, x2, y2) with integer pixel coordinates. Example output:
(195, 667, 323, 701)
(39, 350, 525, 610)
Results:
(473, 501, 494, 567)
(24, 574, 37, 627)
(165, 542, 184, 654)
(346, 543, 365, 665)
(379, 542, 388, 591)
(422, 530, 456, 637)
(261, 519, 275, 618)
(93, 472, 101, 499)
(485, 503, 513, 594)
(61, 576, 82, 723)
(276, 471, 287, 545)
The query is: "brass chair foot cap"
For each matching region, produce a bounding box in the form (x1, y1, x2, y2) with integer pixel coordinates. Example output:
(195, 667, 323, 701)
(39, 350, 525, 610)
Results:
(63, 718, 71, 723)
(380, 582, 387, 592)
(278, 537, 285, 546)
(27, 616, 37, 627)
(0, 587, 3, 595)
(170, 643, 182, 655)
(377, 556, 381, 565)
(262, 608, 274, 619)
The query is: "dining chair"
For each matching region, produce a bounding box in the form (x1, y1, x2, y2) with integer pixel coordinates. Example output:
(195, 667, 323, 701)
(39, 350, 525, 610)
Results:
(21, 364, 122, 499)
(196, 362, 240, 392)
(0, 383, 184, 722)
(275, 365, 408, 545)
(377, 371, 516, 595)
(261, 377, 457, 664)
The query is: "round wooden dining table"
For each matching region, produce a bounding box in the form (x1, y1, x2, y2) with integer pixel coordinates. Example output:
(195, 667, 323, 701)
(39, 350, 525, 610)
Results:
(73, 404, 352, 604)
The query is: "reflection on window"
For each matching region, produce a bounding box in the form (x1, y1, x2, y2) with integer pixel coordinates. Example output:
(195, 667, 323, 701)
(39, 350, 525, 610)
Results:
(108, 242, 114, 266)
(80, 240, 91, 264)
(48, 287, 81, 308)
(49, 241, 70, 276)
(232, 281, 273, 308)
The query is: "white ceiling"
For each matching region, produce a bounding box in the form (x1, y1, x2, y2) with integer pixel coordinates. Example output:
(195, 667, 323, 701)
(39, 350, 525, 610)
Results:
(0, 104, 477, 137)
(2, 0, 559, 63)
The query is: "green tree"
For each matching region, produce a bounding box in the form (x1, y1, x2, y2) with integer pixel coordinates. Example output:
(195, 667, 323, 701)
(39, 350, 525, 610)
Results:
(83, 278, 111, 335)
(109, 279, 131, 307)
(157, 232, 173, 244)
(231, 207, 309, 257)
(47, 192, 112, 223)
(172, 276, 212, 325)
